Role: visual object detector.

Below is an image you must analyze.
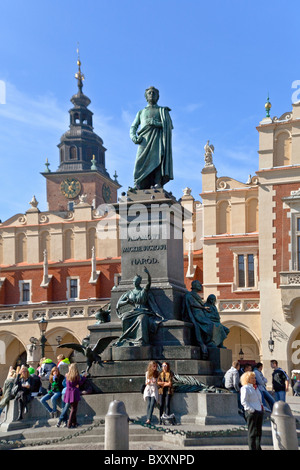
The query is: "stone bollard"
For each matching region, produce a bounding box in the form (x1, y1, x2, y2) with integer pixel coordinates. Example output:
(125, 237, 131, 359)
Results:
(271, 401, 298, 450)
(105, 400, 129, 450)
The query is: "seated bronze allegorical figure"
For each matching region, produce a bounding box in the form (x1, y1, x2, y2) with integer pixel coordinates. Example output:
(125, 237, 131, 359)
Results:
(183, 280, 229, 358)
(114, 267, 164, 347)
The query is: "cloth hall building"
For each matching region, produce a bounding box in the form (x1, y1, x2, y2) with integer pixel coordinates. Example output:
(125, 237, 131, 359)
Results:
(0, 65, 299, 386)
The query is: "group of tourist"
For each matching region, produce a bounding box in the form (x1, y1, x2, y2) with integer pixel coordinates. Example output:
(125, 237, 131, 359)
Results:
(143, 360, 174, 425)
(223, 359, 290, 450)
(0, 355, 88, 429)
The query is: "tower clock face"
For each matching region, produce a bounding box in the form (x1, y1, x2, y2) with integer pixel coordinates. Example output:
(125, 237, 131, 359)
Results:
(102, 184, 112, 203)
(60, 177, 82, 199)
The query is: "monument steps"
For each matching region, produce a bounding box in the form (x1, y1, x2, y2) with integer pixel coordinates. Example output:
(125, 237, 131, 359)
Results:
(2, 422, 299, 450)
(0, 423, 163, 450)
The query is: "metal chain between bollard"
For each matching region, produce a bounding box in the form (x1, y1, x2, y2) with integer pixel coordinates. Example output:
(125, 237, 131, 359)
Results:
(128, 409, 300, 440)
(128, 417, 249, 438)
(0, 419, 105, 449)
(0, 408, 298, 449)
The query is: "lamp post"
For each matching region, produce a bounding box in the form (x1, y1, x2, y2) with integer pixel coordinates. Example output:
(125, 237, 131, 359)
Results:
(238, 347, 244, 361)
(38, 316, 48, 358)
(239, 329, 244, 361)
(29, 333, 62, 360)
(268, 331, 275, 354)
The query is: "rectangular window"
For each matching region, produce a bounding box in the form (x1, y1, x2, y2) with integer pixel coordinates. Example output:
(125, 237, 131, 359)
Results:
(19, 280, 31, 304)
(247, 254, 255, 287)
(67, 201, 74, 211)
(290, 215, 300, 271)
(22, 282, 30, 302)
(297, 217, 300, 270)
(70, 279, 78, 299)
(232, 248, 258, 291)
(238, 255, 245, 287)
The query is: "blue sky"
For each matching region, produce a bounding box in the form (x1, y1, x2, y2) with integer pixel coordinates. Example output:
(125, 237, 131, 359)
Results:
(0, 1, 299, 222)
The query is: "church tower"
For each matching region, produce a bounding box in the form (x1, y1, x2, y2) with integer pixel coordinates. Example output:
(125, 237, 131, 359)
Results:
(42, 52, 120, 212)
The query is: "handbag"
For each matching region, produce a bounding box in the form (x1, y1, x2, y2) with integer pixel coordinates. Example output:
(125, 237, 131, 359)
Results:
(10, 383, 19, 399)
(140, 383, 146, 394)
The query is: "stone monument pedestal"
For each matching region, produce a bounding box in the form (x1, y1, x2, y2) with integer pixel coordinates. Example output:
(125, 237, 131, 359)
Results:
(110, 187, 189, 322)
(84, 187, 232, 402)
(195, 393, 244, 425)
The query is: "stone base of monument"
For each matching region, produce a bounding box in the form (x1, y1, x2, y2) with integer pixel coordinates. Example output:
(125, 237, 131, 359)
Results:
(0, 390, 244, 432)
(195, 393, 244, 425)
(73, 344, 231, 394)
(90, 320, 195, 352)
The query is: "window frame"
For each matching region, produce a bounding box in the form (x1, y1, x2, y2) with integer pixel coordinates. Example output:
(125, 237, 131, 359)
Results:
(19, 280, 32, 304)
(230, 246, 258, 292)
(66, 276, 80, 301)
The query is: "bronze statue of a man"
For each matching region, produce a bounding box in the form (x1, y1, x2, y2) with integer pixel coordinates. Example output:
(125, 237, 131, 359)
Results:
(130, 87, 174, 189)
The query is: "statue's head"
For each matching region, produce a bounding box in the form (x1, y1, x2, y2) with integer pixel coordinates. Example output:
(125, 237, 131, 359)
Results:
(191, 280, 202, 292)
(133, 274, 142, 287)
(207, 294, 216, 305)
(145, 86, 159, 105)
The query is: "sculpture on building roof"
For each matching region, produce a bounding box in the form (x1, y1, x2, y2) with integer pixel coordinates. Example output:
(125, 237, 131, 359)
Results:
(204, 140, 215, 167)
(130, 87, 173, 189)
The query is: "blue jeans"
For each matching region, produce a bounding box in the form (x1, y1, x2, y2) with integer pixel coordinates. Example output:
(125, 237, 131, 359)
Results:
(40, 391, 61, 413)
(59, 402, 70, 423)
(261, 389, 275, 411)
(227, 388, 243, 410)
(146, 396, 156, 422)
(274, 390, 286, 402)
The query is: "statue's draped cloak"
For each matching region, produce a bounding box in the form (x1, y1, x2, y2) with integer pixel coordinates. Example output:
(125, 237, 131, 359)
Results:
(183, 291, 229, 348)
(116, 287, 164, 346)
(130, 106, 173, 187)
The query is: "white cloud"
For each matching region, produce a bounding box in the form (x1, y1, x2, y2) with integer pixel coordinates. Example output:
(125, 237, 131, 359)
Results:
(0, 82, 67, 131)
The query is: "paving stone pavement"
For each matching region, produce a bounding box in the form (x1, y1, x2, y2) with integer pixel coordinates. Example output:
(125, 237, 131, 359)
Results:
(1, 396, 299, 452)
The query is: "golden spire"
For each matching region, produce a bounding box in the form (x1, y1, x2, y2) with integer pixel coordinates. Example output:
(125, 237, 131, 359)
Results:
(265, 93, 271, 118)
(75, 43, 85, 93)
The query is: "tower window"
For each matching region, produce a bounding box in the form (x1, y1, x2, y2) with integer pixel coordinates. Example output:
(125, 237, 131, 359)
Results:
(70, 146, 77, 160)
(67, 201, 74, 211)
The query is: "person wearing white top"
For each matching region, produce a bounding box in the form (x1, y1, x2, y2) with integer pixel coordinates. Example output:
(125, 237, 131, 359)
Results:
(240, 371, 264, 450)
(143, 361, 159, 424)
